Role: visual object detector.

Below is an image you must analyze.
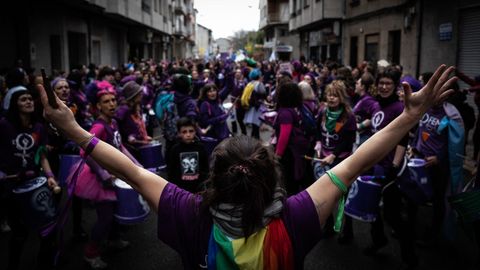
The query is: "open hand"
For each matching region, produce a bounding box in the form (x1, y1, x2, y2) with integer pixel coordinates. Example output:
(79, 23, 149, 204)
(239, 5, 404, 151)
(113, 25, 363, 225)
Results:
(403, 65, 457, 120)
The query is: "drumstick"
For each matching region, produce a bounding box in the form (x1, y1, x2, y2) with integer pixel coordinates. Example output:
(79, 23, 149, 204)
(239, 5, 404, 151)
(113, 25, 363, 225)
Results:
(41, 68, 59, 109)
(304, 155, 323, 162)
(456, 153, 477, 162)
(225, 96, 239, 114)
(53, 185, 62, 194)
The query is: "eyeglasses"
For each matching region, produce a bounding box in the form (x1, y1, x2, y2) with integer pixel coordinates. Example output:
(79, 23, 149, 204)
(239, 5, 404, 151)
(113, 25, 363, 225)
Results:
(378, 80, 393, 86)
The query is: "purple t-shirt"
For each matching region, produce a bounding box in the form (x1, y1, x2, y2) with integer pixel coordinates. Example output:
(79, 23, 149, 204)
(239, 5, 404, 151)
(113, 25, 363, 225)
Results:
(371, 100, 404, 169)
(0, 118, 47, 176)
(275, 108, 311, 181)
(415, 106, 448, 158)
(353, 95, 379, 136)
(157, 183, 321, 270)
(319, 112, 357, 158)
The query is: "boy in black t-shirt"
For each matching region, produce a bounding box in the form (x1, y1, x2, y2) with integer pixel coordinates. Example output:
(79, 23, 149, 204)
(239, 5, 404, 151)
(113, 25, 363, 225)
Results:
(167, 117, 209, 193)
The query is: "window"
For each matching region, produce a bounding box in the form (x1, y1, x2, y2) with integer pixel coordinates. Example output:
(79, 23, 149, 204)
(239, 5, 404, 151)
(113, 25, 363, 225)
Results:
(154, 0, 158, 12)
(350, 36, 358, 68)
(304, 0, 310, 8)
(142, 0, 151, 13)
(388, 30, 401, 65)
(350, 0, 360, 7)
(92, 40, 101, 66)
(50, 35, 62, 71)
(364, 34, 379, 62)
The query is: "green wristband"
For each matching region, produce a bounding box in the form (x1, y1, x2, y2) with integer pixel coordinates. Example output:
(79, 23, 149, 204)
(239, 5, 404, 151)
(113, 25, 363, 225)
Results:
(326, 170, 348, 233)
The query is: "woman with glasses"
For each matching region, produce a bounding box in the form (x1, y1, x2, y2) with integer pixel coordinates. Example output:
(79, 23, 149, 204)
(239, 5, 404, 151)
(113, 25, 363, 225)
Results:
(364, 66, 418, 269)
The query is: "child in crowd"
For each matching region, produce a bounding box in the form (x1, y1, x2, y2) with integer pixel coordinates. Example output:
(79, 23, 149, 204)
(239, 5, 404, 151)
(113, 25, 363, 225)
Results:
(167, 117, 209, 193)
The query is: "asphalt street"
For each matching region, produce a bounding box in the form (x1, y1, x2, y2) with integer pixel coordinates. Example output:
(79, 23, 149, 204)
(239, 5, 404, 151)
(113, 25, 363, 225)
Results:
(1, 125, 479, 270)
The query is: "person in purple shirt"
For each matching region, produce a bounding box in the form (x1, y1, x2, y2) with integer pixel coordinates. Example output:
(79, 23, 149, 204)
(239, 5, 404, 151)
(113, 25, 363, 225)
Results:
(47, 77, 88, 241)
(38, 65, 456, 270)
(76, 81, 139, 269)
(0, 86, 59, 270)
(316, 80, 356, 242)
(317, 80, 357, 166)
(197, 84, 230, 141)
(353, 72, 380, 146)
(366, 66, 419, 268)
(230, 68, 248, 135)
(274, 83, 311, 195)
(116, 81, 152, 151)
(412, 101, 463, 244)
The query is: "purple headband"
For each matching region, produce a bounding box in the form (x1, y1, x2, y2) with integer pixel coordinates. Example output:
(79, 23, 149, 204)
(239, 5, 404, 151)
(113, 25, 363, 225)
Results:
(51, 77, 67, 89)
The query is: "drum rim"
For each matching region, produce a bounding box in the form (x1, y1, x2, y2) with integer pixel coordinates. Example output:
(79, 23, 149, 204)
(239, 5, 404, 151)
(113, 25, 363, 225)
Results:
(357, 176, 382, 186)
(59, 154, 82, 158)
(200, 136, 218, 142)
(222, 102, 233, 109)
(114, 178, 133, 189)
(407, 158, 426, 167)
(12, 177, 47, 194)
(138, 142, 162, 149)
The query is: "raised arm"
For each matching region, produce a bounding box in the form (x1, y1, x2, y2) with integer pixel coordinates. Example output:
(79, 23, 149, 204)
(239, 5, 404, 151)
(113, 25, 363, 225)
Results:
(306, 65, 457, 226)
(37, 84, 167, 212)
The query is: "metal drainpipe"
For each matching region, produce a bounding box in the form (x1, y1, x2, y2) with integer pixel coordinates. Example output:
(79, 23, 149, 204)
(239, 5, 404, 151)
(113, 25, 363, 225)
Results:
(415, 0, 423, 78)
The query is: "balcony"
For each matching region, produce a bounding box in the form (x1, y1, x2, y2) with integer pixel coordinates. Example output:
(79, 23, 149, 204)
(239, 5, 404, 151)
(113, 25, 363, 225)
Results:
(173, 1, 186, 15)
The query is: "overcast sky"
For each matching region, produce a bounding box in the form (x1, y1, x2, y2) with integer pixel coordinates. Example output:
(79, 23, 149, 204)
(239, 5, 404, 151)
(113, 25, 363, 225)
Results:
(194, 0, 260, 39)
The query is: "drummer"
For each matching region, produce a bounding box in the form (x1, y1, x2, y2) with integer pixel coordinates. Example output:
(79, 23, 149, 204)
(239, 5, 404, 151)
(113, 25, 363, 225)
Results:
(316, 80, 356, 241)
(197, 84, 230, 142)
(116, 81, 152, 153)
(0, 83, 58, 269)
(410, 78, 464, 244)
(46, 77, 88, 241)
(75, 80, 140, 269)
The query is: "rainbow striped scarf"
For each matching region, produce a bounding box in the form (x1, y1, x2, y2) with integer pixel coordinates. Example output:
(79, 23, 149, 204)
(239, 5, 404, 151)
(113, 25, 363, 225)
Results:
(207, 218, 294, 270)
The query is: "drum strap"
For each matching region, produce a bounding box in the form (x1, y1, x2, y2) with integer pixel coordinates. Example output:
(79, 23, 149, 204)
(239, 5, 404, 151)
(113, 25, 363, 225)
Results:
(326, 170, 348, 233)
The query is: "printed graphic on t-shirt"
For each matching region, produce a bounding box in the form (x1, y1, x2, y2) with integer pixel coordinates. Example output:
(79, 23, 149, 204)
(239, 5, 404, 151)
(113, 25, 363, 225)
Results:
(371, 111, 385, 132)
(113, 131, 122, 149)
(180, 152, 199, 181)
(419, 113, 440, 132)
(14, 133, 35, 167)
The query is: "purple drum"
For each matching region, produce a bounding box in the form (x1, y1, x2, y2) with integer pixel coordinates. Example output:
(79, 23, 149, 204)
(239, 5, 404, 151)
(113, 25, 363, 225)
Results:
(138, 141, 166, 172)
(313, 162, 330, 180)
(345, 176, 382, 222)
(58, 154, 82, 187)
(113, 179, 150, 225)
(200, 136, 219, 158)
(12, 177, 57, 230)
(397, 158, 432, 204)
(261, 111, 277, 127)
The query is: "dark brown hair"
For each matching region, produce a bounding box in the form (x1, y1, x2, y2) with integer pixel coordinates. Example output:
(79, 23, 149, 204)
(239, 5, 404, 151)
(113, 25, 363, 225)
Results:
(202, 136, 283, 237)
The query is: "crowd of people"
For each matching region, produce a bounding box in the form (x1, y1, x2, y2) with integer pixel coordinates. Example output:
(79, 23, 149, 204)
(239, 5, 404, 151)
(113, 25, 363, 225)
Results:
(0, 55, 478, 270)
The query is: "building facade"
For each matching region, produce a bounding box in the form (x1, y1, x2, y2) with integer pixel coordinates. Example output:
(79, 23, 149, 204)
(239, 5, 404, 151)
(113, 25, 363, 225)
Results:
(195, 24, 213, 59)
(0, 0, 197, 74)
(289, 0, 344, 63)
(259, 0, 300, 60)
(215, 38, 232, 54)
